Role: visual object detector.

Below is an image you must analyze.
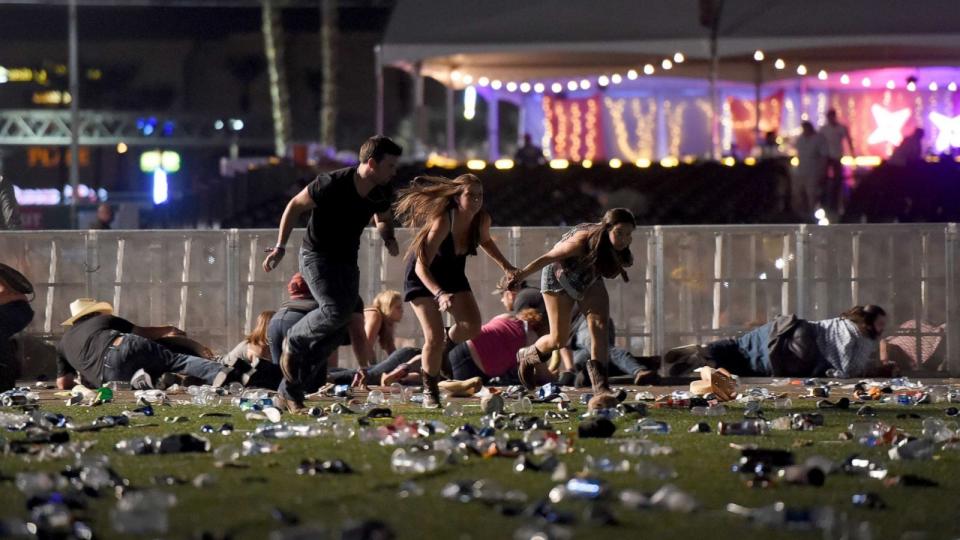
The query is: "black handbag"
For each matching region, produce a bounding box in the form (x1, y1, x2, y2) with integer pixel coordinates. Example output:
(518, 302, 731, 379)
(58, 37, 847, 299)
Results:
(0, 263, 33, 296)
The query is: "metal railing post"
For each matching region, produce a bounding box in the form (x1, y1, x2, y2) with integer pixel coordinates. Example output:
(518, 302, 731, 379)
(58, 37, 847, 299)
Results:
(946, 223, 958, 375)
(226, 229, 241, 351)
(795, 224, 809, 318)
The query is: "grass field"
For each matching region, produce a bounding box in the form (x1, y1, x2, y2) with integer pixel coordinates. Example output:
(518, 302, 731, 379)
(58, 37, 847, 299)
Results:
(1, 384, 959, 539)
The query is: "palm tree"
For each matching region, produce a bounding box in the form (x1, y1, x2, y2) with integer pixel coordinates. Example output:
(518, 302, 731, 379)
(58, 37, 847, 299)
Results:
(261, 0, 292, 157)
(319, 0, 338, 150)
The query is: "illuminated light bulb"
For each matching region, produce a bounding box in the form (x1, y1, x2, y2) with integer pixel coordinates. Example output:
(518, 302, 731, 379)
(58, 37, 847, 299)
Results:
(906, 80, 917, 92)
(490, 79, 502, 90)
(949, 82, 958, 92)
(661, 59, 673, 70)
(862, 77, 872, 87)
(505, 81, 517, 92)
(753, 50, 765, 62)
(929, 82, 939, 91)
(462, 74, 473, 85)
(610, 73, 622, 84)
(519, 82, 531, 93)
(840, 74, 850, 85)
(817, 70, 828, 81)
(796, 64, 807, 76)
(597, 75, 609, 86)
(627, 69, 638, 80)
(579, 79, 591, 90)
(533, 82, 545, 93)
(478, 77, 489, 87)
(643, 64, 655, 75)
(450, 70, 462, 82)
(774, 58, 785, 70)
(673, 52, 685, 63)
(886, 80, 895, 90)
(551, 82, 562, 93)
(567, 80, 578, 91)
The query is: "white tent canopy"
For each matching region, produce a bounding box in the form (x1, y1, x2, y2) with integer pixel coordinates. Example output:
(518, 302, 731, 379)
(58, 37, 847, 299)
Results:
(382, 0, 960, 84)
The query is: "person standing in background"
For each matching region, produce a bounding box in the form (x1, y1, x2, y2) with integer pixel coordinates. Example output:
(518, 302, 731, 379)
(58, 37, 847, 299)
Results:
(819, 110, 854, 216)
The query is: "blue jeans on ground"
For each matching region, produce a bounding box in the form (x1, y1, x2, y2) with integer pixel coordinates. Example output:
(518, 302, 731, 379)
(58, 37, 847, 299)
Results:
(102, 333, 224, 387)
(278, 249, 359, 402)
(448, 342, 487, 382)
(569, 314, 646, 376)
(703, 322, 774, 375)
(268, 309, 309, 365)
(327, 347, 421, 385)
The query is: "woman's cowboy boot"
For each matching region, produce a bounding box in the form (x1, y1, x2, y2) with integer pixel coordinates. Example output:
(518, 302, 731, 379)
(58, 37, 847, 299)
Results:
(420, 370, 443, 409)
(586, 359, 612, 395)
(516, 345, 542, 390)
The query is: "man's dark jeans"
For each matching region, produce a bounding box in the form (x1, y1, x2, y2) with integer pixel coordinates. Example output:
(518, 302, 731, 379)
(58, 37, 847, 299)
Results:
(0, 301, 33, 390)
(268, 308, 309, 366)
(102, 333, 224, 386)
(279, 249, 359, 402)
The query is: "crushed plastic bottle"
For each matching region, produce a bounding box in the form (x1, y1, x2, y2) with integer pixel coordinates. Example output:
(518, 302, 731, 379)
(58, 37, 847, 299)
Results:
(584, 455, 630, 473)
(718, 420, 768, 436)
(389, 383, 406, 404)
(650, 484, 698, 512)
(367, 390, 385, 405)
(888, 438, 935, 460)
(508, 397, 533, 414)
(634, 461, 677, 480)
(110, 490, 176, 534)
(443, 402, 464, 417)
(617, 439, 674, 456)
(921, 418, 957, 443)
(550, 477, 604, 501)
(691, 404, 727, 416)
(726, 501, 834, 531)
(390, 448, 441, 474)
(633, 418, 670, 434)
(213, 445, 241, 463)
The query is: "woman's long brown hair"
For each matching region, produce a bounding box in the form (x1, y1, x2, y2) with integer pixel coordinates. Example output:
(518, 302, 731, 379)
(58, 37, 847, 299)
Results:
(394, 174, 486, 262)
(579, 208, 636, 282)
(842, 304, 886, 339)
(245, 310, 275, 348)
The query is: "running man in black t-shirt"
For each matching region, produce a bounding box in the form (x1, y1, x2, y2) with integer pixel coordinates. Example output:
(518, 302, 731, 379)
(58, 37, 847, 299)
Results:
(262, 135, 402, 413)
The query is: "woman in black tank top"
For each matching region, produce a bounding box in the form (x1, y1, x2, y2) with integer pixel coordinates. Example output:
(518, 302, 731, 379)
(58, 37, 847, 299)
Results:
(395, 174, 516, 409)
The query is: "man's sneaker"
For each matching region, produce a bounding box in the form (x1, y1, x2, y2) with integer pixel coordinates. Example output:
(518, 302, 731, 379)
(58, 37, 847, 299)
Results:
(279, 337, 301, 384)
(129, 369, 154, 390)
(516, 345, 542, 390)
(274, 394, 307, 414)
(421, 370, 442, 409)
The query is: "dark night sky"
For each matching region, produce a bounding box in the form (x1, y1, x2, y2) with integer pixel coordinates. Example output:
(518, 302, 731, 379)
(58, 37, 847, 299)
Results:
(0, 4, 392, 41)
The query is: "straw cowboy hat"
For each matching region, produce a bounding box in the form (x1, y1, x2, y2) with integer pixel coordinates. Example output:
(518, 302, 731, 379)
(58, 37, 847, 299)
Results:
(62, 298, 114, 326)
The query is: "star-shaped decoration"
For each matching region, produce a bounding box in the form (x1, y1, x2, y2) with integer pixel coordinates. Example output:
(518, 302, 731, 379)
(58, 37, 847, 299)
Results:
(930, 112, 960, 153)
(867, 104, 910, 146)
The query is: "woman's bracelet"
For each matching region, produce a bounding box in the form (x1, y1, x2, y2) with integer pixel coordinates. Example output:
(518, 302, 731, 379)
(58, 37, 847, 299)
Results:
(434, 289, 447, 302)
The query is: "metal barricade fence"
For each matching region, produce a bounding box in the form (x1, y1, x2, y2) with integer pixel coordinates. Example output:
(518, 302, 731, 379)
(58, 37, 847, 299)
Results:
(2, 223, 957, 374)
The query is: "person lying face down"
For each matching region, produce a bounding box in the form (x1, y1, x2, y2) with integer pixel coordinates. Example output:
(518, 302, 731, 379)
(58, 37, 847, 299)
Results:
(56, 298, 241, 390)
(664, 305, 887, 378)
